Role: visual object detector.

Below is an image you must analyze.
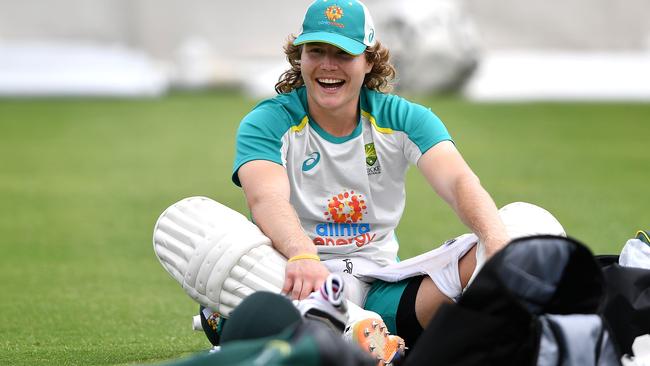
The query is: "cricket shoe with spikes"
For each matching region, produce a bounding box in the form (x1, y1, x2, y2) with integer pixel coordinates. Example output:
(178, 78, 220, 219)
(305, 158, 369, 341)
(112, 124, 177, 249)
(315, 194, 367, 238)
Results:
(298, 274, 406, 364)
(296, 274, 349, 334)
(344, 317, 406, 366)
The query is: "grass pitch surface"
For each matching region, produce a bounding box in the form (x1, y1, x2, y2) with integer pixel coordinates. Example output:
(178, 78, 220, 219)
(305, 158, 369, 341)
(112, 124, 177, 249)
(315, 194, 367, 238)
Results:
(0, 92, 648, 365)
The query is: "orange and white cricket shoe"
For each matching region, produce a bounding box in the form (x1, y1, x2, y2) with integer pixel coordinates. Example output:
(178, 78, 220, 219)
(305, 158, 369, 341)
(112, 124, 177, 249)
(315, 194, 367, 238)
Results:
(345, 317, 406, 365)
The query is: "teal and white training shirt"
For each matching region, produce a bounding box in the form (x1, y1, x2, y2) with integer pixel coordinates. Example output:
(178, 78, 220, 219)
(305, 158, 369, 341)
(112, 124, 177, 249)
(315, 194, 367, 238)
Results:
(232, 86, 452, 269)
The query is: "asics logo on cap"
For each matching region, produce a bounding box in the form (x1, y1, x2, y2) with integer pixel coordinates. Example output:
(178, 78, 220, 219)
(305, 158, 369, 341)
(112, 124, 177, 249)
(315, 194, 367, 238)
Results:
(367, 28, 374, 43)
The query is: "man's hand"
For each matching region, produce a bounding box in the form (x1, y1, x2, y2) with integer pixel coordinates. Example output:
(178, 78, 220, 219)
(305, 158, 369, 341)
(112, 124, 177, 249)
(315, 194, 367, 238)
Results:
(239, 161, 329, 299)
(282, 259, 330, 300)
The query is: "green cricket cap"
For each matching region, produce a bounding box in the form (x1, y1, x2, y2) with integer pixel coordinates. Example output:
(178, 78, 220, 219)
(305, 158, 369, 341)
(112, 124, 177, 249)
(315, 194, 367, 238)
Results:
(220, 292, 301, 343)
(294, 0, 376, 55)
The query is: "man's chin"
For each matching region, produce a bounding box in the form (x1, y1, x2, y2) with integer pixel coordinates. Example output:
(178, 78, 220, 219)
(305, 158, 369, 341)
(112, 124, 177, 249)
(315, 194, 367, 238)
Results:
(314, 95, 344, 109)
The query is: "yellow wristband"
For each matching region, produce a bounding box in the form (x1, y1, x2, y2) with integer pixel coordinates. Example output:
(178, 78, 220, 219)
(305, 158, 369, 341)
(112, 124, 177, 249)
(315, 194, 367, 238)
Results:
(287, 253, 320, 263)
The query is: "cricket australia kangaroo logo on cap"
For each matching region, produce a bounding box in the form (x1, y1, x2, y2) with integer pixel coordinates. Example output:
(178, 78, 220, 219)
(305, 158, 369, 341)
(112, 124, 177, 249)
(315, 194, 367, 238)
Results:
(325, 5, 344, 22)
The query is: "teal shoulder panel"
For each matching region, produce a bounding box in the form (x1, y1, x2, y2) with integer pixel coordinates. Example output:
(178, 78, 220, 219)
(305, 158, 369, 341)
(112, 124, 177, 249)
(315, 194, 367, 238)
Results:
(232, 90, 307, 186)
(361, 88, 453, 153)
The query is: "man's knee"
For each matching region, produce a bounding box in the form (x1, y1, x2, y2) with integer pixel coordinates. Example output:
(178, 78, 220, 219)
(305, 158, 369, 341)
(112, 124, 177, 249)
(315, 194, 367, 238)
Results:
(414, 276, 453, 328)
(403, 244, 477, 334)
(459, 244, 477, 289)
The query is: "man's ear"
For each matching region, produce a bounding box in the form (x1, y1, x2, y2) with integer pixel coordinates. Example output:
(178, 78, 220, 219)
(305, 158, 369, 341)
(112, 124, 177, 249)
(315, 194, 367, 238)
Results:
(365, 61, 374, 74)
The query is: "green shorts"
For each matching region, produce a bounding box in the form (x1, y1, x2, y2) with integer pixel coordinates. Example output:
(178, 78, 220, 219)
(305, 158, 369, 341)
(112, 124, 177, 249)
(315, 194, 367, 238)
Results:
(363, 278, 411, 334)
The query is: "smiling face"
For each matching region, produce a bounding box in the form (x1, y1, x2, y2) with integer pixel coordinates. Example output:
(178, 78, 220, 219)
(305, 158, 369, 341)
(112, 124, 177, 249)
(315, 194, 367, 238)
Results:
(300, 43, 373, 123)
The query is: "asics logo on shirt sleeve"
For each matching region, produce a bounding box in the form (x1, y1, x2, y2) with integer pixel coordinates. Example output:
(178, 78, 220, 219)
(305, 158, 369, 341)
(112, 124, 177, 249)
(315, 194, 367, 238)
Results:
(302, 152, 321, 171)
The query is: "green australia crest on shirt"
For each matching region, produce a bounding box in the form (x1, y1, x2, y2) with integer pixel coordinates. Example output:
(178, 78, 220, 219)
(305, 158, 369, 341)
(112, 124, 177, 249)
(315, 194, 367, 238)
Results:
(365, 143, 377, 166)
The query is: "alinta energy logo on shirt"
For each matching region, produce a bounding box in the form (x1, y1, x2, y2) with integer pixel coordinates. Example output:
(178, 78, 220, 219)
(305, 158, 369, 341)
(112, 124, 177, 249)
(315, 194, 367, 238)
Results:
(313, 190, 376, 247)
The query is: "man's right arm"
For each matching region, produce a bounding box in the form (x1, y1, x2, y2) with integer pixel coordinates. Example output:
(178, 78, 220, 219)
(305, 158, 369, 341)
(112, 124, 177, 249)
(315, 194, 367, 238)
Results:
(238, 160, 330, 300)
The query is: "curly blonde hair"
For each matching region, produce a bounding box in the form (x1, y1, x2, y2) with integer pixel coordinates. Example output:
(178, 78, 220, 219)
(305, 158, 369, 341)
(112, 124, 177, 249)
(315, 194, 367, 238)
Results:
(274, 35, 396, 94)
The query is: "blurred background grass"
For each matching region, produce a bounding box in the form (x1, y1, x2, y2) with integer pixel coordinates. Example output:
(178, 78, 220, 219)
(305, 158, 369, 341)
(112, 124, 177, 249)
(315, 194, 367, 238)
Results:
(0, 92, 648, 365)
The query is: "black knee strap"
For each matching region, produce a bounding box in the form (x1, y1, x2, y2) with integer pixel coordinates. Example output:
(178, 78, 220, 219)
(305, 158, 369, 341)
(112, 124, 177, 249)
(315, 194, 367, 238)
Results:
(396, 275, 425, 350)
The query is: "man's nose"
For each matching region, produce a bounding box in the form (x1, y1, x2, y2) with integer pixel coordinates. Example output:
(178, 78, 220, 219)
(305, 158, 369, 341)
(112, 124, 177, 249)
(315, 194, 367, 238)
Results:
(320, 54, 338, 70)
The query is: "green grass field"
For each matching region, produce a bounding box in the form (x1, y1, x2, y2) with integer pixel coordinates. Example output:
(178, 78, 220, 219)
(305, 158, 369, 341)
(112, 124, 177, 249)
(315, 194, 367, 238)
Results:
(1, 92, 649, 365)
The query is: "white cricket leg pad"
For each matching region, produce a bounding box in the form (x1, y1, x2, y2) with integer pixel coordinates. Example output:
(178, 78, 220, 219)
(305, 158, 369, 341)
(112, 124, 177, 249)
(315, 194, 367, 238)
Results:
(469, 201, 567, 287)
(499, 201, 566, 240)
(153, 196, 384, 324)
(153, 196, 286, 317)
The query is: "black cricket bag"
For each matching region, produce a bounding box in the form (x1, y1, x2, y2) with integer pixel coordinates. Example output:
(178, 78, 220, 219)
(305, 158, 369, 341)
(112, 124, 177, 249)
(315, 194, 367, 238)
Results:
(404, 235, 620, 366)
(596, 254, 650, 357)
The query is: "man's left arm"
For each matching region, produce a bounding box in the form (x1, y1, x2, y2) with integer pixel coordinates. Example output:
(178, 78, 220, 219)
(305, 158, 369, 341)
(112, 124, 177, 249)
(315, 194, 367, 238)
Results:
(417, 140, 509, 257)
